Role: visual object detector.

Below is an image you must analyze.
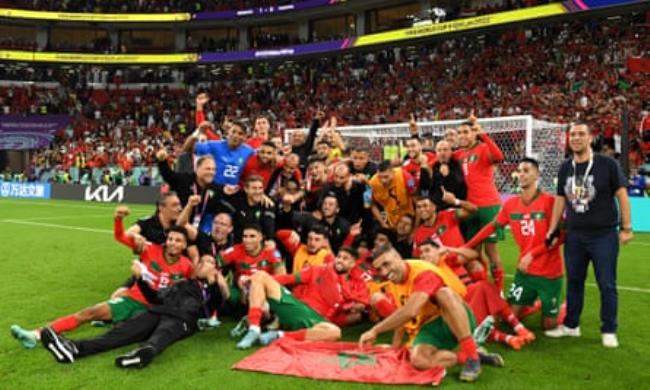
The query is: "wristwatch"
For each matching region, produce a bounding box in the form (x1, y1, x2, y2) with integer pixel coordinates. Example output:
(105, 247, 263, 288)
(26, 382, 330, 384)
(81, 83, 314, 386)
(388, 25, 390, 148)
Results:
(621, 226, 633, 232)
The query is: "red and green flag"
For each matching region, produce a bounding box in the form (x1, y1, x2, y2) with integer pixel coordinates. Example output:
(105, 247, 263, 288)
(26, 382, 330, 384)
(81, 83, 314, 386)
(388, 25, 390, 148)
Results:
(233, 339, 446, 386)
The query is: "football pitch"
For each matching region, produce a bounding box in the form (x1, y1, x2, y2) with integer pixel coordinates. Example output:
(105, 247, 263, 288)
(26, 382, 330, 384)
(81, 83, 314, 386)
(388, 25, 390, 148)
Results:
(1, 198, 649, 389)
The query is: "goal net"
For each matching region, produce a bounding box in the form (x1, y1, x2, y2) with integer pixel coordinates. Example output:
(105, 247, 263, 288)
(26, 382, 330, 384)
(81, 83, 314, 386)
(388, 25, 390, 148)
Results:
(285, 115, 567, 193)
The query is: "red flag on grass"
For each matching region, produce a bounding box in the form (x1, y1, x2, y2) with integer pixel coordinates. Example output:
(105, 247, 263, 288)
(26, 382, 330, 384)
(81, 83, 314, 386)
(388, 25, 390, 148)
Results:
(233, 339, 446, 386)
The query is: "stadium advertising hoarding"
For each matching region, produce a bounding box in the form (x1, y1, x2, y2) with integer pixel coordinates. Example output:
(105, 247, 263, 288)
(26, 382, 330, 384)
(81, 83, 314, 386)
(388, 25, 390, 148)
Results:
(199, 39, 353, 63)
(355, 4, 567, 47)
(0, 0, 335, 22)
(0, 115, 69, 150)
(1, 2, 646, 64)
(51, 184, 160, 204)
(563, 0, 647, 11)
(0, 0, 638, 23)
(0, 51, 197, 64)
(0, 181, 51, 199)
(0, 8, 189, 22)
(194, 0, 337, 20)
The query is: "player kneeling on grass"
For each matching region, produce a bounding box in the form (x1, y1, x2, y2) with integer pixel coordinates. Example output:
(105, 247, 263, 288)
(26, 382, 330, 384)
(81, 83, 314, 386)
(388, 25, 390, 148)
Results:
(359, 245, 503, 383)
(41, 256, 228, 368)
(465, 158, 565, 332)
(235, 246, 369, 349)
(10, 206, 193, 349)
(418, 239, 535, 350)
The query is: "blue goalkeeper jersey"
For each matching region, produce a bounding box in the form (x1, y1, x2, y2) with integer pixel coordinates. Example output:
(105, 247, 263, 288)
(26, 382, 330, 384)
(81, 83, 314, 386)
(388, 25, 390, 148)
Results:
(195, 140, 254, 185)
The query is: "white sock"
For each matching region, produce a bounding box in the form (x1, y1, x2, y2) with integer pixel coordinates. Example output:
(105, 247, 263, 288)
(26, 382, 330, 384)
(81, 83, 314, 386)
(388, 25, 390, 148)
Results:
(249, 325, 261, 333)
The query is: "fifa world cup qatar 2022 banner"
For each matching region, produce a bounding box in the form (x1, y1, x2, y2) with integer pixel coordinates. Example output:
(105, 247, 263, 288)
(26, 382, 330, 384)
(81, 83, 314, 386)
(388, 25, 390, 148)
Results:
(0, 115, 70, 150)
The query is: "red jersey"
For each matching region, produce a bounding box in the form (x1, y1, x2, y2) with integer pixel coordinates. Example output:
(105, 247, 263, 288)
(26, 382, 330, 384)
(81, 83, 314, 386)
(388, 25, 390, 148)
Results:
(403, 152, 436, 186)
(240, 154, 274, 188)
(495, 191, 563, 278)
(291, 264, 369, 321)
(127, 244, 193, 305)
(220, 244, 284, 280)
(453, 142, 501, 206)
(246, 136, 265, 150)
(412, 210, 465, 256)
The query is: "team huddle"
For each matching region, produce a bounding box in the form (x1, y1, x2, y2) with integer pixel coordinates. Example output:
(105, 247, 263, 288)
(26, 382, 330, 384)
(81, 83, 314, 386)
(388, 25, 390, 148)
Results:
(10, 94, 633, 384)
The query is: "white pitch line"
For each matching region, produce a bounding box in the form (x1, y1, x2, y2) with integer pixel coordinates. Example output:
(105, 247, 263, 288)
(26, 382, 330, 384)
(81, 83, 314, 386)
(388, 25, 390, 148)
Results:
(504, 274, 650, 294)
(16, 214, 109, 221)
(2, 218, 649, 294)
(0, 199, 153, 212)
(1, 219, 112, 234)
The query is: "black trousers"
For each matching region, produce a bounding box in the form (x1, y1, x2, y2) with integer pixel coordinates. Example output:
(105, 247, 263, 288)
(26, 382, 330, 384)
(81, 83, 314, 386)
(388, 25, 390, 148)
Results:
(75, 312, 195, 358)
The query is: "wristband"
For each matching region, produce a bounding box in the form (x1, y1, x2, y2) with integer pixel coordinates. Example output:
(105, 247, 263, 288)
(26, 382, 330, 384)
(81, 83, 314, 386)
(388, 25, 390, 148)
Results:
(454, 199, 461, 206)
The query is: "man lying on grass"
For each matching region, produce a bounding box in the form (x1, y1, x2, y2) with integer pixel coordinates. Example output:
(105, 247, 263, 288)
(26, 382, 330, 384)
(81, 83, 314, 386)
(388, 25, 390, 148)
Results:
(41, 256, 228, 368)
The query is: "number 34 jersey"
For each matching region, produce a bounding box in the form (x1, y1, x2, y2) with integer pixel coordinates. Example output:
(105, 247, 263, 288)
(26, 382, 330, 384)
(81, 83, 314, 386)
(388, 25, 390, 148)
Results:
(495, 191, 563, 279)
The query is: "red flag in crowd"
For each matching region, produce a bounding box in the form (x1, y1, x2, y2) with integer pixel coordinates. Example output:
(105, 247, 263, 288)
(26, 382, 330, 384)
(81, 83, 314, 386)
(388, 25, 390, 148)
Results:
(627, 57, 650, 74)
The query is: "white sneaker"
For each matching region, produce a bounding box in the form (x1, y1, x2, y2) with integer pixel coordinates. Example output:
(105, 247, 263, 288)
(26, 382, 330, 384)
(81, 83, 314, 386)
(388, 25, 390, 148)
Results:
(544, 325, 581, 338)
(602, 333, 619, 348)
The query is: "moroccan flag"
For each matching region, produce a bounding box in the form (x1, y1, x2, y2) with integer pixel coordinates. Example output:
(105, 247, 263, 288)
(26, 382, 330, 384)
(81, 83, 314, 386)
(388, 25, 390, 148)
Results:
(627, 57, 650, 74)
(233, 339, 446, 386)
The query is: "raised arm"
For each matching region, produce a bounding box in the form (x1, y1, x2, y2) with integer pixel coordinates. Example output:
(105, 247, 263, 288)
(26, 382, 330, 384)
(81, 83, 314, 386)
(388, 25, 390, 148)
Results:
(156, 148, 178, 186)
(114, 206, 141, 252)
(441, 185, 477, 217)
(469, 110, 503, 163)
(177, 194, 201, 227)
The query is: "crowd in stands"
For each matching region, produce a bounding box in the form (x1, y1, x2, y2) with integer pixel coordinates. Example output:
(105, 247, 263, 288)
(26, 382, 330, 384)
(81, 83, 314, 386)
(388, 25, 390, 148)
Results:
(0, 37, 38, 51)
(0, 14, 647, 183)
(187, 36, 239, 53)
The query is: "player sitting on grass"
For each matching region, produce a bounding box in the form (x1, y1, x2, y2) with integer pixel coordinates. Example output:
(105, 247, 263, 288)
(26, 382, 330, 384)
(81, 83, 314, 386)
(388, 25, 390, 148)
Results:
(40, 256, 227, 368)
(235, 246, 368, 349)
(219, 223, 286, 309)
(417, 239, 535, 350)
(10, 206, 193, 349)
(359, 245, 503, 383)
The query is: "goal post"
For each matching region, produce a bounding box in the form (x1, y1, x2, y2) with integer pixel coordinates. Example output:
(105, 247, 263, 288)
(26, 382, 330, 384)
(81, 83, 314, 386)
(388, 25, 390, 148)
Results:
(285, 115, 567, 193)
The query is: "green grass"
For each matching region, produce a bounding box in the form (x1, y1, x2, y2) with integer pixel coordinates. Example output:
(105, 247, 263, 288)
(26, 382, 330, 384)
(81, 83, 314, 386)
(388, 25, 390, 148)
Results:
(1, 198, 649, 389)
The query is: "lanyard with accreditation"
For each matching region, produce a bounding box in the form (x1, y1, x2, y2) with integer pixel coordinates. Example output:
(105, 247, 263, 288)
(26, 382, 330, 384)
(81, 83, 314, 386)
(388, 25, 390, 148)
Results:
(570, 151, 594, 214)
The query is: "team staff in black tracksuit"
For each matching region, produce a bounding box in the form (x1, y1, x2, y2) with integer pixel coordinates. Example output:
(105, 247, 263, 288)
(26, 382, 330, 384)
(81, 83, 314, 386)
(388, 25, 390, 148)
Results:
(221, 175, 276, 247)
(156, 148, 235, 233)
(41, 257, 228, 369)
(291, 110, 325, 174)
(277, 193, 352, 253)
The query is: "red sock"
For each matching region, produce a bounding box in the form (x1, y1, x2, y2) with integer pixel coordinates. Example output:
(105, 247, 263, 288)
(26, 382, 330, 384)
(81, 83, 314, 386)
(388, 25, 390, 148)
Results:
(519, 300, 542, 319)
(248, 307, 263, 327)
(374, 298, 397, 318)
(50, 315, 80, 334)
(456, 336, 479, 364)
(470, 271, 487, 281)
(489, 329, 510, 344)
(499, 306, 522, 329)
(284, 329, 307, 341)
